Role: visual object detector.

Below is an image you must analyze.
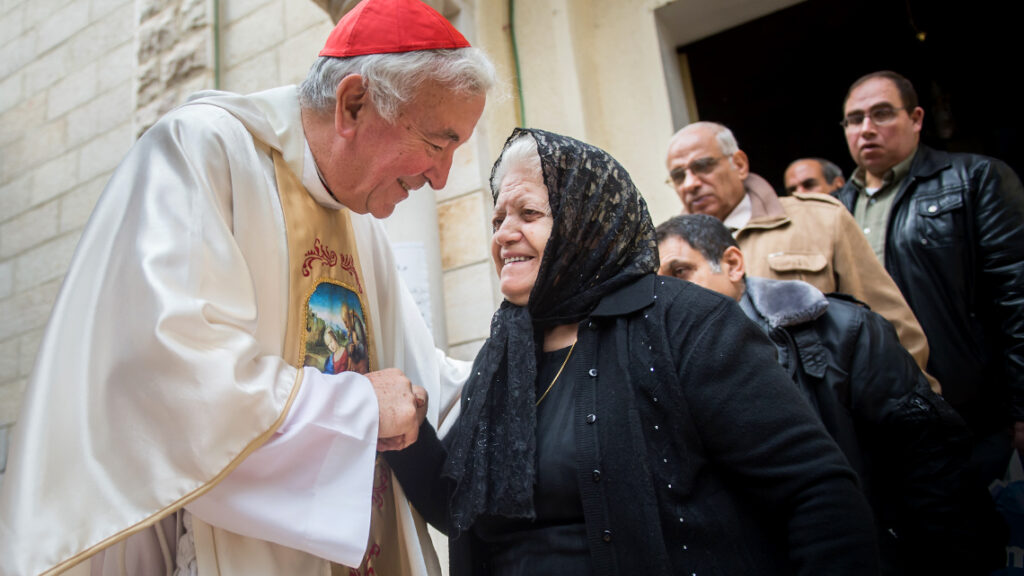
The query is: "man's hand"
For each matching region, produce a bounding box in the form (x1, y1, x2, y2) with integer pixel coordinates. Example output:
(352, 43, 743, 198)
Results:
(366, 368, 428, 451)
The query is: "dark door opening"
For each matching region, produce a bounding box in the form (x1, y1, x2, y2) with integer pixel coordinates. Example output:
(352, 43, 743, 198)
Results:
(680, 0, 1023, 194)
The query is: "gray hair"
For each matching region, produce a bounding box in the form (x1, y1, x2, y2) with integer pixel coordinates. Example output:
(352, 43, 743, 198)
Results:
(673, 121, 740, 164)
(814, 158, 844, 183)
(489, 132, 541, 199)
(787, 157, 845, 184)
(299, 48, 497, 123)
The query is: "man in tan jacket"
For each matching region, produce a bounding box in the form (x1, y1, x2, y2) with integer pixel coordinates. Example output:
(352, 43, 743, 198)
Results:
(666, 121, 935, 386)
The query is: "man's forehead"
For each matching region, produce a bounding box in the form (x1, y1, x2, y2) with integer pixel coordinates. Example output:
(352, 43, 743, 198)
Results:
(787, 160, 824, 180)
(668, 128, 721, 162)
(845, 77, 901, 111)
(659, 235, 696, 259)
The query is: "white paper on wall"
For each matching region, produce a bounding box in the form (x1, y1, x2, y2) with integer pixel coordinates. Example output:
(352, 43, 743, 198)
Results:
(392, 242, 432, 332)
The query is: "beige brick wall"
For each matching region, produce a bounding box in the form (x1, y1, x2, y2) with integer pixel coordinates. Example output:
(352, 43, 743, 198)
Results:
(0, 0, 136, 479)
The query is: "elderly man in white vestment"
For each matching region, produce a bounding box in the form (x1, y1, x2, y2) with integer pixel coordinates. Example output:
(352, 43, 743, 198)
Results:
(0, 0, 496, 574)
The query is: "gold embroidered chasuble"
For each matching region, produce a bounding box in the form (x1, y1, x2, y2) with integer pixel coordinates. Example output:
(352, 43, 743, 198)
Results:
(193, 151, 418, 576)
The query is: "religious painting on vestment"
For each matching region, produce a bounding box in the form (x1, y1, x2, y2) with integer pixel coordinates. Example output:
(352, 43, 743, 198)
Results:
(303, 280, 370, 376)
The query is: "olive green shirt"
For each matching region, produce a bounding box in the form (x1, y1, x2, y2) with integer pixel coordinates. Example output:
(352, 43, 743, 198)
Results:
(850, 148, 917, 265)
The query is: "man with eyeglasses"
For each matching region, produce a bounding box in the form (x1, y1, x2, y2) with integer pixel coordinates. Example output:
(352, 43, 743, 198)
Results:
(836, 70, 1024, 490)
(665, 121, 934, 382)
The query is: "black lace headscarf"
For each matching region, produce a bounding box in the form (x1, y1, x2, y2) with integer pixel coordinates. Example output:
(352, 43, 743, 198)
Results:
(442, 128, 659, 533)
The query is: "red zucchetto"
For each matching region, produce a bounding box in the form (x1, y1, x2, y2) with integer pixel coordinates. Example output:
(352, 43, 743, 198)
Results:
(319, 0, 471, 58)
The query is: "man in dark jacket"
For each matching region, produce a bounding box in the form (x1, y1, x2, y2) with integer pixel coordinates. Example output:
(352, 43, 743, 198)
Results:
(836, 70, 1024, 486)
(656, 213, 1006, 575)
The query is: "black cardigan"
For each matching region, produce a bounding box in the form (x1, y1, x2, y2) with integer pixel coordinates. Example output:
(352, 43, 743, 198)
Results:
(387, 274, 879, 575)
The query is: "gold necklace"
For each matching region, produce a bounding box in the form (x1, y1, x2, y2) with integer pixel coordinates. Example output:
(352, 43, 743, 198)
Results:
(535, 340, 577, 406)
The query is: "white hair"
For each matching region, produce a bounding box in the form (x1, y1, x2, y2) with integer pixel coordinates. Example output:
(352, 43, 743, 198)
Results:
(490, 132, 541, 198)
(673, 121, 740, 166)
(299, 48, 497, 122)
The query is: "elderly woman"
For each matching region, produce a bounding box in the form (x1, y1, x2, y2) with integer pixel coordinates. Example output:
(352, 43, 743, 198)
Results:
(387, 128, 879, 575)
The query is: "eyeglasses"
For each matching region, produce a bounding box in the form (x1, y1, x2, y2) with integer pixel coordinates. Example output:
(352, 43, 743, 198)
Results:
(666, 156, 727, 186)
(840, 106, 907, 130)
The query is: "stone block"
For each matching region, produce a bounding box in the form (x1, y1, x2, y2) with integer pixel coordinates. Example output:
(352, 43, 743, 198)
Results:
(91, 0, 130, 21)
(23, 0, 71, 29)
(0, 26, 35, 80)
(136, 0, 164, 23)
(46, 61, 98, 120)
(442, 261, 496, 345)
(136, 59, 161, 107)
(0, 6, 25, 50)
(0, 93, 45, 149)
(138, 9, 175, 64)
(0, 337, 16, 382)
(0, 174, 32, 226)
(221, 0, 276, 27)
(163, 36, 211, 85)
(17, 328, 44, 378)
(437, 191, 489, 271)
(66, 81, 132, 148)
(7, 118, 66, 178)
(0, 425, 8, 479)
(98, 41, 133, 93)
(181, 0, 210, 32)
(67, 8, 133, 70)
(21, 43, 69, 94)
(58, 174, 106, 233)
(30, 149, 78, 206)
(223, 2, 284, 69)
(14, 232, 78, 293)
(0, 200, 58, 259)
(78, 122, 132, 182)
(134, 94, 180, 137)
(35, 0, 89, 55)
(0, 278, 60, 342)
(0, 73, 21, 115)
(435, 133, 486, 202)
(175, 73, 215, 100)
(278, 23, 332, 86)
(0, 260, 12, 300)
(0, 378, 26, 427)
(447, 339, 484, 362)
(284, 0, 331, 37)
(222, 48, 278, 95)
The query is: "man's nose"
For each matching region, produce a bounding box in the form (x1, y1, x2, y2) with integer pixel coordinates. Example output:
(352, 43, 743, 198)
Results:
(681, 170, 702, 194)
(425, 148, 456, 190)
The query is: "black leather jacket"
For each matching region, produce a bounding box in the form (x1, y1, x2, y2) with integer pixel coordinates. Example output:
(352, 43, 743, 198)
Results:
(739, 276, 1002, 575)
(836, 145, 1024, 432)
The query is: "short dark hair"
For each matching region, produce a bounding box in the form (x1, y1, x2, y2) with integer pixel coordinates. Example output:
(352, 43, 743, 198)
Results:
(844, 70, 918, 111)
(655, 214, 737, 269)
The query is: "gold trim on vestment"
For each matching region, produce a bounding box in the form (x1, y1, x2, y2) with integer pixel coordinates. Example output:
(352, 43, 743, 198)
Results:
(45, 369, 305, 576)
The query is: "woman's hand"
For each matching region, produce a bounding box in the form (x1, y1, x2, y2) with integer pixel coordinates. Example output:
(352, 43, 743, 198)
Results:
(366, 368, 429, 451)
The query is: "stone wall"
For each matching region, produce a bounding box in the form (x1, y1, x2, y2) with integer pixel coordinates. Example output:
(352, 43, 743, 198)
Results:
(0, 0, 137, 483)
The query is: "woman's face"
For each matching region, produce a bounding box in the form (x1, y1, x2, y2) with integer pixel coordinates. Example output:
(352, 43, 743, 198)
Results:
(324, 329, 338, 352)
(491, 162, 553, 306)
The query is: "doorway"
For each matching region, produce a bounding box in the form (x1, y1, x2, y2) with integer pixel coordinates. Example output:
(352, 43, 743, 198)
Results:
(674, 0, 1023, 193)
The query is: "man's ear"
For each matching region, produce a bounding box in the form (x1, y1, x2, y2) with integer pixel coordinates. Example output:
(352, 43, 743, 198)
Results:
(721, 245, 745, 282)
(909, 105, 925, 134)
(731, 149, 750, 180)
(335, 74, 367, 138)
